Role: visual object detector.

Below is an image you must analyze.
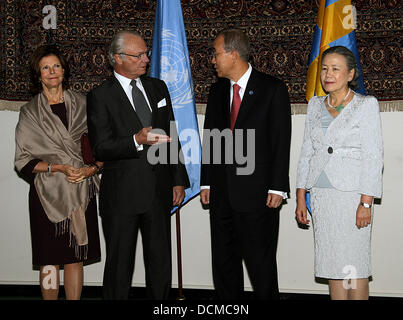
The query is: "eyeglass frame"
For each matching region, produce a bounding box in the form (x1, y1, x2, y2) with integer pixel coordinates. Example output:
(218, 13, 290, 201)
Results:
(211, 50, 231, 59)
(116, 50, 151, 59)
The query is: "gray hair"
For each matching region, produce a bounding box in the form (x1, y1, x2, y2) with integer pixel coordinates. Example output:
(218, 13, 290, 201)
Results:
(108, 30, 142, 66)
(218, 28, 250, 62)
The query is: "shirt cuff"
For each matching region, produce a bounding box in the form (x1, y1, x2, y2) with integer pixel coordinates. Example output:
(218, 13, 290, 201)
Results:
(133, 134, 144, 151)
(200, 186, 210, 190)
(268, 189, 288, 199)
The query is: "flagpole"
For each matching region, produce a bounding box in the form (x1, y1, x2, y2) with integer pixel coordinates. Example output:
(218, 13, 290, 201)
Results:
(150, 0, 201, 300)
(175, 208, 185, 300)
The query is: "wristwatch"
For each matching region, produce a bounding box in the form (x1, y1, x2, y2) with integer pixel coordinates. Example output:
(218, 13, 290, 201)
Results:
(360, 202, 372, 209)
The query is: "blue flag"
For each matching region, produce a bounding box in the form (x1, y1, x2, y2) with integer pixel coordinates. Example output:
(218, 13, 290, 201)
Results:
(150, 0, 201, 213)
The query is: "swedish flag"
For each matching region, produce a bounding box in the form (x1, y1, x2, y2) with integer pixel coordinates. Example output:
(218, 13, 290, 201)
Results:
(306, 0, 365, 101)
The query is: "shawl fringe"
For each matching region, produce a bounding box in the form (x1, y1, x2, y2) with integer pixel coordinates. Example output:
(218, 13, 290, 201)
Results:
(54, 218, 88, 260)
(53, 181, 96, 261)
(54, 218, 88, 261)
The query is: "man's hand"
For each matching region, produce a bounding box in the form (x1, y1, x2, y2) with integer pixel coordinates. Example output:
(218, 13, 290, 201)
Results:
(200, 189, 210, 205)
(135, 126, 171, 146)
(173, 186, 185, 206)
(266, 193, 283, 208)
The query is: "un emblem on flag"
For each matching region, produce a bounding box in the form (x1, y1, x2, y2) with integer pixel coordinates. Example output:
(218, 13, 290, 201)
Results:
(159, 29, 194, 109)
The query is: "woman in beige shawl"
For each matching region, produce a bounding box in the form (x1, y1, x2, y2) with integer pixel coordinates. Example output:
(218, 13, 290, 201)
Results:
(14, 45, 102, 300)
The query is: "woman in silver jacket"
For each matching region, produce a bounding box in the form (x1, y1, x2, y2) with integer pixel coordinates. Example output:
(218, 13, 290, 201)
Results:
(295, 46, 383, 300)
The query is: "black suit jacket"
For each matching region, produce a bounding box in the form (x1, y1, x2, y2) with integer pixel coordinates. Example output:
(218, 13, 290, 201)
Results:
(87, 75, 189, 216)
(201, 68, 291, 212)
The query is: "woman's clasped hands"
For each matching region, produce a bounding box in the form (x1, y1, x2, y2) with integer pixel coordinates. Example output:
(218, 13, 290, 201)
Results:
(61, 164, 96, 184)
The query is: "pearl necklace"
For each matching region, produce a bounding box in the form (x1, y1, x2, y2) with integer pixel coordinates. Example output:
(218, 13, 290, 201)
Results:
(327, 88, 351, 112)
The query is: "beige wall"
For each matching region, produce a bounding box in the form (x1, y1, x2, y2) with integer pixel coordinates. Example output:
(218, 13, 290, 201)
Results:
(1, 107, 402, 297)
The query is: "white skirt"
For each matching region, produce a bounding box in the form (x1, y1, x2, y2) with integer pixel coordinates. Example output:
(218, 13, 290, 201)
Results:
(310, 187, 373, 279)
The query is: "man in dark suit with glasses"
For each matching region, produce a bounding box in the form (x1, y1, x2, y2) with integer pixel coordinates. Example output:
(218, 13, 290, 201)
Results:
(201, 28, 291, 299)
(87, 30, 189, 300)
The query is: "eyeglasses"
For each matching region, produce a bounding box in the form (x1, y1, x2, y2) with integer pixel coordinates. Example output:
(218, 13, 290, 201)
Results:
(211, 51, 229, 59)
(117, 50, 151, 59)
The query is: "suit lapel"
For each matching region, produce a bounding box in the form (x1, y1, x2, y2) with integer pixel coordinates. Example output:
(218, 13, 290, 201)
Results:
(325, 94, 359, 145)
(140, 76, 159, 127)
(110, 77, 143, 129)
(222, 80, 231, 128)
(234, 69, 260, 129)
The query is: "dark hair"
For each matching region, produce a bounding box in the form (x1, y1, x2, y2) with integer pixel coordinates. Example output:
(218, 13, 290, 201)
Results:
(217, 28, 250, 62)
(29, 44, 70, 94)
(321, 46, 360, 90)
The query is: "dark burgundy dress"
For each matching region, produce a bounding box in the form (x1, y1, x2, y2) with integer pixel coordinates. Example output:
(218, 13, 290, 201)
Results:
(19, 103, 101, 266)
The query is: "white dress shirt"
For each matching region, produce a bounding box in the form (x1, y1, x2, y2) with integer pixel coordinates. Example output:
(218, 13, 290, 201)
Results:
(114, 71, 152, 150)
(229, 63, 253, 109)
(201, 64, 287, 199)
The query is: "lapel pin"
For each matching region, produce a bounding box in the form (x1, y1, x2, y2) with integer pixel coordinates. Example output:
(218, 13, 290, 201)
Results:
(249, 90, 254, 95)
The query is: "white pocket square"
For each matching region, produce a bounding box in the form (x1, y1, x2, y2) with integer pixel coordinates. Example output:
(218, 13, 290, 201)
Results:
(157, 98, 167, 108)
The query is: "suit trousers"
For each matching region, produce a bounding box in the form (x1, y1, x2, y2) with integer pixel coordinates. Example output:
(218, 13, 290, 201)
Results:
(210, 189, 280, 300)
(101, 199, 172, 300)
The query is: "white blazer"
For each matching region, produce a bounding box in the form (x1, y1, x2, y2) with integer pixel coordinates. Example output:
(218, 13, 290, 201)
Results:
(296, 93, 383, 198)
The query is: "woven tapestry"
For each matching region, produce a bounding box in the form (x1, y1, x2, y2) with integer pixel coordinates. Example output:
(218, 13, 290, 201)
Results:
(0, 0, 401, 103)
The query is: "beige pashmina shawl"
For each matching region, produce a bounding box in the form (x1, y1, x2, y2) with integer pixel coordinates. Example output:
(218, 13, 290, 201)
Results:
(14, 89, 99, 259)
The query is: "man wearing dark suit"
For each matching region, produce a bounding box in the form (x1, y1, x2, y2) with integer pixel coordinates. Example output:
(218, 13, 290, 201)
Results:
(87, 30, 189, 300)
(200, 29, 291, 299)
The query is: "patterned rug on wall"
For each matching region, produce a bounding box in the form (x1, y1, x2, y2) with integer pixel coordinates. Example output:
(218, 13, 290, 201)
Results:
(0, 0, 401, 104)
